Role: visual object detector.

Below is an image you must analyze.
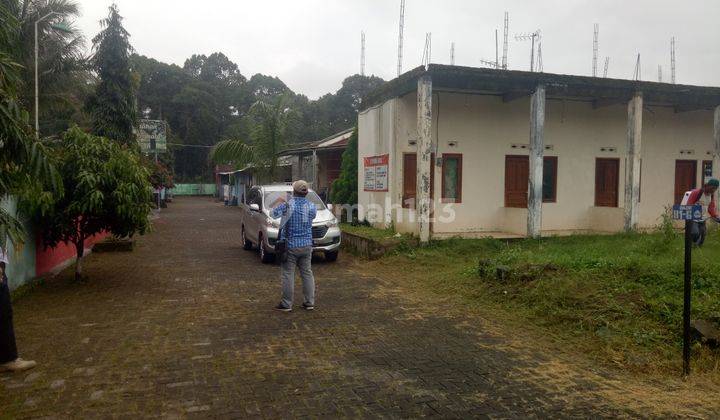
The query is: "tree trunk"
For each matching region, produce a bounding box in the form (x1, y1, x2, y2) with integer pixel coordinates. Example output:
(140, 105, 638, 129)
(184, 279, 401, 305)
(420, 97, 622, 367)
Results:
(75, 236, 84, 282)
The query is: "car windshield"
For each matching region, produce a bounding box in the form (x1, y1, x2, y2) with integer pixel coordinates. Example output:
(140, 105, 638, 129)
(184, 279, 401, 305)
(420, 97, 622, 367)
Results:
(264, 190, 326, 213)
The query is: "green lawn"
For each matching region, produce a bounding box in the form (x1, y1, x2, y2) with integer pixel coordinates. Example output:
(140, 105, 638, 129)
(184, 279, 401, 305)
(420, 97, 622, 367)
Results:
(369, 228, 720, 376)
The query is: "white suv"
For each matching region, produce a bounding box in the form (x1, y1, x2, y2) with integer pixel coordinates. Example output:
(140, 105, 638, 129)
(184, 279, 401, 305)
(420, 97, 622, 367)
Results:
(240, 184, 341, 263)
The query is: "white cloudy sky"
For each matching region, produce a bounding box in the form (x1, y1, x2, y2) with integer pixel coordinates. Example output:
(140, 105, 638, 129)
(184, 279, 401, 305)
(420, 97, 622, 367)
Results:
(73, 0, 720, 99)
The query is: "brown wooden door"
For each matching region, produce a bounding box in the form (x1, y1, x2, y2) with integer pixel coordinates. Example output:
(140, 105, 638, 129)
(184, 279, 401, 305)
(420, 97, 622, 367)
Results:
(595, 158, 620, 207)
(505, 156, 530, 207)
(402, 153, 434, 209)
(674, 160, 697, 204)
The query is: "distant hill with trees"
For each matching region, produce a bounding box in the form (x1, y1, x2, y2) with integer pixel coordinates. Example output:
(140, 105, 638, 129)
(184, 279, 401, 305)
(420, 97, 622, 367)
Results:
(131, 53, 385, 181)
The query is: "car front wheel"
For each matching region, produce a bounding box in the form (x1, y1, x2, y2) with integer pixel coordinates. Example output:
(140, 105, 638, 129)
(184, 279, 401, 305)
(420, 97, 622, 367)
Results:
(259, 235, 275, 264)
(242, 227, 253, 250)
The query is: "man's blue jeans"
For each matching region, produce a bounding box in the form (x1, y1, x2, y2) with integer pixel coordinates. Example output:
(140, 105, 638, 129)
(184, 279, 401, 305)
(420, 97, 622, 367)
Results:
(280, 247, 315, 309)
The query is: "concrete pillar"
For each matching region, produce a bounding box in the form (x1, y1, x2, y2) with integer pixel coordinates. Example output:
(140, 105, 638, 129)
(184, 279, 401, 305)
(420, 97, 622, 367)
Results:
(312, 149, 319, 188)
(527, 85, 545, 238)
(624, 92, 643, 232)
(416, 75, 433, 243)
(713, 106, 720, 180)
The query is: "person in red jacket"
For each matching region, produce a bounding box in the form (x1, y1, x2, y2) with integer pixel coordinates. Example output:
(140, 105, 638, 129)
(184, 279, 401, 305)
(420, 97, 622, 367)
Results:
(685, 178, 720, 246)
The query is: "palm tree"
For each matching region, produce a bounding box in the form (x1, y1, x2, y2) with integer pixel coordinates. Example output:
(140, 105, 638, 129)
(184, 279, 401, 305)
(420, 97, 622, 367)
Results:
(212, 94, 298, 182)
(0, 1, 60, 246)
(8, 0, 88, 136)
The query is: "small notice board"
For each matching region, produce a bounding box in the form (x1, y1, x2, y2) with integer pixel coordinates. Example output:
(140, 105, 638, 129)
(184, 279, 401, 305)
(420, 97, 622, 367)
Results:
(363, 154, 389, 192)
(672, 204, 703, 221)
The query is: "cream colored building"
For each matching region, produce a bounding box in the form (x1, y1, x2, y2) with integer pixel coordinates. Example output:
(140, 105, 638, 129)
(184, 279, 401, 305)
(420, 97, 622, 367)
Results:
(357, 65, 720, 241)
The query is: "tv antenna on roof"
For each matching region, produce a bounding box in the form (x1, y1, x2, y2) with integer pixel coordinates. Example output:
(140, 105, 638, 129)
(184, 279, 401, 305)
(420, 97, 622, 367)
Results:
(479, 59, 499, 69)
(671, 37, 676, 83)
(360, 31, 366, 76)
(502, 11, 509, 69)
(633, 53, 641, 81)
(536, 41, 543, 72)
(592, 23, 599, 77)
(397, 0, 405, 76)
(421, 32, 432, 69)
(603, 56, 609, 78)
(658, 65, 663, 83)
(515, 30, 540, 72)
(450, 42, 455, 65)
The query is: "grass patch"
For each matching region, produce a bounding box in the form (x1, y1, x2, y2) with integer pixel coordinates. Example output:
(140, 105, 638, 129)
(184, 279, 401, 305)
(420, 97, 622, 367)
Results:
(341, 223, 404, 242)
(371, 230, 720, 377)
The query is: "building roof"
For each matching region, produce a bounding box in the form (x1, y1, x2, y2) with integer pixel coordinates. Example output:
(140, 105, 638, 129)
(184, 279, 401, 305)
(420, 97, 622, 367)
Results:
(281, 128, 353, 155)
(363, 64, 720, 112)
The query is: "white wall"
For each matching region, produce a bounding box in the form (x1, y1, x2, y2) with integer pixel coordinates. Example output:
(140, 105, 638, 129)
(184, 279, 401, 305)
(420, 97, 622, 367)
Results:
(358, 89, 716, 236)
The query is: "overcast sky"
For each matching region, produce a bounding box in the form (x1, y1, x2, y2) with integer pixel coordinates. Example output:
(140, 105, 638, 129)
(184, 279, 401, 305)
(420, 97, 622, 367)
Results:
(73, 0, 720, 99)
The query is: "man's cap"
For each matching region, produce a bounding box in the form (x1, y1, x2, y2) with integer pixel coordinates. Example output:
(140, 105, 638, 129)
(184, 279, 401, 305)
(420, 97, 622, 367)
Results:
(293, 180, 309, 194)
(707, 178, 720, 188)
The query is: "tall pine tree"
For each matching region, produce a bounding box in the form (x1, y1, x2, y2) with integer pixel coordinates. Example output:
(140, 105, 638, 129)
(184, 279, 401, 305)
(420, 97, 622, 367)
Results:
(87, 4, 136, 146)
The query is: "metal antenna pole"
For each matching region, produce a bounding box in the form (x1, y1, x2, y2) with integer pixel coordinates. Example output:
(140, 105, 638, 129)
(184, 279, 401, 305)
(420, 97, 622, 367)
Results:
(360, 31, 366, 76)
(450, 42, 455, 65)
(633, 53, 641, 81)
(495, 29, 499, 68)
(422, 32, 432, 69)
(515, 30, 540, 72)
(592, 23, 599, 77)
(671, 37, 676, 84)
(603, 56, 609, 78)
(502, 11, 509, 69)
(536, 41, 543, 72)
(658, 65, 663, 83)
(397, 0, 405, 76)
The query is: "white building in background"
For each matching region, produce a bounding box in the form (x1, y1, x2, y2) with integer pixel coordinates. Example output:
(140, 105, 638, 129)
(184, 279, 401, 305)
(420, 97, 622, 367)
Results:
(357, 65, 720, 241)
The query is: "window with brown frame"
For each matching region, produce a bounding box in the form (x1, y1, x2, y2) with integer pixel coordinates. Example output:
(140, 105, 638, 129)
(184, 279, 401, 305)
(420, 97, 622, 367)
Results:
(441, 154, 462, 203)
(402, 153, 434, 208)
(504, 155, 558, 208)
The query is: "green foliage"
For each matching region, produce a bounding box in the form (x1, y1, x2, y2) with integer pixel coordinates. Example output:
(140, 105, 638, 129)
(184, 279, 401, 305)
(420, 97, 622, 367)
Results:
(330, 127, 358, 206)
(6, 0, 90, 137)
(131, 51, 385, 182)
(0, 2, 61, 246)
(86, 4, 136, 145)
(211, 94, 299, 182)
(25, 127, 151, 279)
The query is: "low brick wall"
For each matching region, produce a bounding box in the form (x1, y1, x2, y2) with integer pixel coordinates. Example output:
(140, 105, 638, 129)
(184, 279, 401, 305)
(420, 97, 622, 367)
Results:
(341, 231, 418, 260)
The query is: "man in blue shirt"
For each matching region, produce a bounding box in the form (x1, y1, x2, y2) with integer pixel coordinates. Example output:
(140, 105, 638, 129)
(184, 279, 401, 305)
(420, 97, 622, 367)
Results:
(272, 180, 317, 312)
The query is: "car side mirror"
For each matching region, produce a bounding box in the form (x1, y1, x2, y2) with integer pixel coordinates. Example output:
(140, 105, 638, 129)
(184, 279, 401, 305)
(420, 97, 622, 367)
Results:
(250, 203, 260, 212)
(327, 203, 333, 211)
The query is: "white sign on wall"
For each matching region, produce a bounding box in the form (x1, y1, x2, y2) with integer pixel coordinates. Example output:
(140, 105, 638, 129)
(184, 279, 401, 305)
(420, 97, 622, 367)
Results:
(363, 154, 389, 192)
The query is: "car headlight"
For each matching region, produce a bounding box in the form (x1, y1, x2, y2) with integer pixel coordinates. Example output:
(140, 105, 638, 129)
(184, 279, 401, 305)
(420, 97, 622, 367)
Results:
(326, 219, 338, 228)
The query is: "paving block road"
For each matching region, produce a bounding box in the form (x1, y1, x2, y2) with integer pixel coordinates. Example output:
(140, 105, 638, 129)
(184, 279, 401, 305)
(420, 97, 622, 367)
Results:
(0, 197, 716, 418)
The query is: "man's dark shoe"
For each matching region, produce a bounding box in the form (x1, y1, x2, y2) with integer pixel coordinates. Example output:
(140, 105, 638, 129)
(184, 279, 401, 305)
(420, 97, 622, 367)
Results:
(274, 304, 292, 312)
(302, 302, 315, 311)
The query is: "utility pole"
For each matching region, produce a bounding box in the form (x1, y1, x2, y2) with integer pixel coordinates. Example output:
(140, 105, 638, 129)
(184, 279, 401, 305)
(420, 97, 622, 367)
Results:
(397, 0, 406, 76)
(592, 23, 599, 77)
(360, 31, 366, 76)
(502, 11, 509, 69)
